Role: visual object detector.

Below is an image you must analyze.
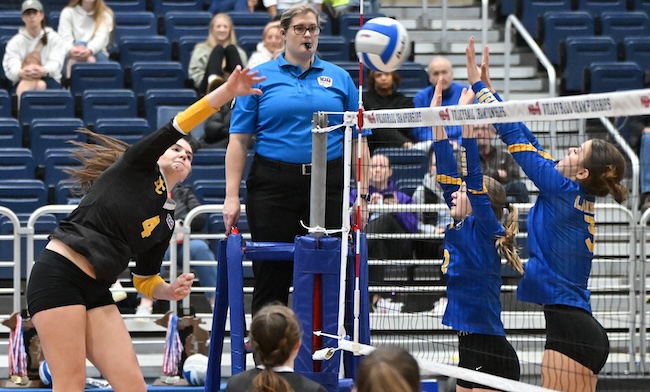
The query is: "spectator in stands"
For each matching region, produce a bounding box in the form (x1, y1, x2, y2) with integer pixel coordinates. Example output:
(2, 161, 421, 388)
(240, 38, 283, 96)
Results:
(246, 20, 283, 69)
(224, 4, 370, 317)
(189, 13, 248, 94)
(432, 81, 522, 389)
(135, 182, 218, 320)
(2, 0, 66, 103)
(58, 0, 114, 80)
(355, 346, 420, 392)
(25, 67, 264, 392)
(363, 70, 415, 153)
(224, 303, 327, 392)
(351, 153, 417, 312)
(412, 56, 467, 150)
(209, 0, 249, 14)
(17, 50, 46, 96)
(475, 123, 529, 203)
(467, 37, 627, 392)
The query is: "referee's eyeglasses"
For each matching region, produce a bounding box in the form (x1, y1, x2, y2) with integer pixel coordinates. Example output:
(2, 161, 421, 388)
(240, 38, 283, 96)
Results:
(291, 25, 321, 36)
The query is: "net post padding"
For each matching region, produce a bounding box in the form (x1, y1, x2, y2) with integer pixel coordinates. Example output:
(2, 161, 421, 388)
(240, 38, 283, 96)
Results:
(341, 88, 650, 129)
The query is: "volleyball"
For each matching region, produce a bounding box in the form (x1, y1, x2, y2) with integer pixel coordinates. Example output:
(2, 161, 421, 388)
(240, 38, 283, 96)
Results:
(182, 353, 208, 386)
(355, 17, 410, 72)
(39, 361, 52, 386)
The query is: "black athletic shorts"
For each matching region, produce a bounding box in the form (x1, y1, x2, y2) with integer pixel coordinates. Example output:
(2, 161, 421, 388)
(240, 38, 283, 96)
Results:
(456, 332, 521, 390)
(544, 304, 609, 374)
(27, 249, 114, 317)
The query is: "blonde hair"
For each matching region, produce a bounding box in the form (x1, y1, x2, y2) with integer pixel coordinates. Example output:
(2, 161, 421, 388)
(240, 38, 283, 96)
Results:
(66, 0, 114, 39)
(205, 13, 238, 47)
(483, 176, 523, 274)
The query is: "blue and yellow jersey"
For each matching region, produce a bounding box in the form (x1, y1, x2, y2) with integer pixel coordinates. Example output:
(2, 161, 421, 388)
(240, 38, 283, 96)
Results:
(434, 137, 506, 335)
(472, 81, 595, 313)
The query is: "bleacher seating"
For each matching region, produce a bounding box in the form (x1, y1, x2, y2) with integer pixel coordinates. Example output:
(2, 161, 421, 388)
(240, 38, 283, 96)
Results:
(0, 90, 12, 118)
(334, 61, 367, 86)
(562, 36, 617, 92)
(631, 0, 650, 12)
(373, 147, 428, 184)
(393, 178, 421, 197)
(0, 36, 10, 90)
(54, 179, 80, 205)
(193, 179, 241, 204)
(585, 61, 644, 93)
(0, 11, 21, 40)
(118, 35, 172, 70)
(237, 36, 259, 59)
(624, 36, 650, 70)
(337, 13, 385, 57)
(105, 0, 147, 12)
(130, 61, 186, 96)
(0, 148, 35, 180)
(29, 118, 84, 168)
(177, 35, 204, 74)
(519, 0, 571, 40)
(189, 148, 227, 182)
(163, 11, 212, 47)
(94, 118, 151, 144)
(600, 11, 650, 49)
(234, 25, 265, 40)
(0, 118, 21, 148)
(228, 12, 271, 29)
(576, 0, 627, 16)
(541, 11, 595, 66)
(69, 62, 124, 98)
(81, 89, 137, 127)
(151, 0, 203, 17)
(0, 179, 48, 215)
(111, 11, 158, 54)
(144, 89, 197, 129)
(48, 10, 60, 31)
(395, 62, 428, 89)
(315, 35, 348, 62)
(19, 90, 75, 128)
(43, 149, 81, 190)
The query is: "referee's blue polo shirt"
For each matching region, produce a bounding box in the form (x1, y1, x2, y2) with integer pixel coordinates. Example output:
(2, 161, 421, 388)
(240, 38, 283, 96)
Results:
(230, 53, 370, 164)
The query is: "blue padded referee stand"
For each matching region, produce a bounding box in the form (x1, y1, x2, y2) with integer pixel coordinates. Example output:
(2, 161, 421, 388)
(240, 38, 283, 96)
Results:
(204, 232, 371, 392)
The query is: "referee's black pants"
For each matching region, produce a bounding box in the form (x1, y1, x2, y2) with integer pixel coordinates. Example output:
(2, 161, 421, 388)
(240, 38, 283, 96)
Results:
(246, 155, 344, 316)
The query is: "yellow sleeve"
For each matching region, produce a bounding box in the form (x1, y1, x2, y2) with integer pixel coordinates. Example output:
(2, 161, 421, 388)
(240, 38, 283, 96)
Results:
(133, 275, 165, 299)
(174, 96, 219, 134)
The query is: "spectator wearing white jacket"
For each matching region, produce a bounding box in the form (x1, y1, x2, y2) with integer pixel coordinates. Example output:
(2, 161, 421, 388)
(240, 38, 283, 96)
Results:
(246, 20, 283, 69)
(58, 0, 114, 79)
(2, 0, 66, 104)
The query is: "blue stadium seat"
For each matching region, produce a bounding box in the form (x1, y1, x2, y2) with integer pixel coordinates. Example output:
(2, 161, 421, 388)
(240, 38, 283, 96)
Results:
(144, 89, 197, 130)
(320, 13, 333, 36)
(334, 61, 368, 86)
(576, 0, 627, 16)
(0, 118, 21, 148)
(29, 118, 84, 167)
(105, 0, 146, 12)
(163, 11, 212, 45)
(228, 12, 271, 28)
(542, 11, 595, 66)
(338, 13, 385, 47)
(43, 149, 81, 189)
(0, 148, 35, 180)
(189, 148, 227, 182)
(152, 0, 203, 17)
(94, 118, 151, 144)
(393, 178, 421, 197)
(0, 37, 9, 90)
(111, 11, 157, 54)
(519, 0, 571, 40)
(118, 35, 172, 70)
(194, 179, 247, 204)
(81, 89, 137, 127)
(563, 36, 617, 92)
(600, 11, 650, 48)
(0, 11, 21, 40)
(69, 62, 124, 97)
(157, 106, 205, 140)
(373, 147, 428, 183)
(234, 25, 265, 40)
(178, 35, 203, 74)
(395, 62, 428, 90)
(0, 213, 58, 279)
(316, 35, 348, 62)
(130, 61, 186, 96)
(48, 10, 60, 30)
(237, 36, 259, 59)
(631, 0, 650, 13)
(586, 61, 644, 93)
(0, 179, 48, 214)
(498, 0, 517, 16)
(0, 89, 12, 118)
(624, 36, 650, 70)
(19, 90, 75, 127)
(54, 179, 81, 205)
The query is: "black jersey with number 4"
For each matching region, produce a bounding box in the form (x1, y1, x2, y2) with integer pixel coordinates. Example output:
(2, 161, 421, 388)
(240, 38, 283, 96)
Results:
(50, 122, 187, 283)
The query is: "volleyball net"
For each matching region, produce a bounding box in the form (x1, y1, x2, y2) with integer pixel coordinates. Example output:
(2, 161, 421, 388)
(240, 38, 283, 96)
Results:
(322, 87, 650, 389)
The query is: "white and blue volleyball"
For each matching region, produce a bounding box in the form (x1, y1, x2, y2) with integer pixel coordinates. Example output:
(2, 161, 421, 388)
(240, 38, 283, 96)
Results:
(39, 360, 52, 386)
(355, 17, 410, 72)
(182, 353, 208, 386)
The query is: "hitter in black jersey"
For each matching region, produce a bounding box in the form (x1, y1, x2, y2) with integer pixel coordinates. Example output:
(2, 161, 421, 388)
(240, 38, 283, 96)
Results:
(25, 66, 264, 392)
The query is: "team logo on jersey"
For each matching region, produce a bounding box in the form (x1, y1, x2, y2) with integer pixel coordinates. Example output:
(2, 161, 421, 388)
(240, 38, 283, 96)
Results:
(318, 76, 332, 88)
(166, 213, 174, 230)
(154, 176, 166, 195)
